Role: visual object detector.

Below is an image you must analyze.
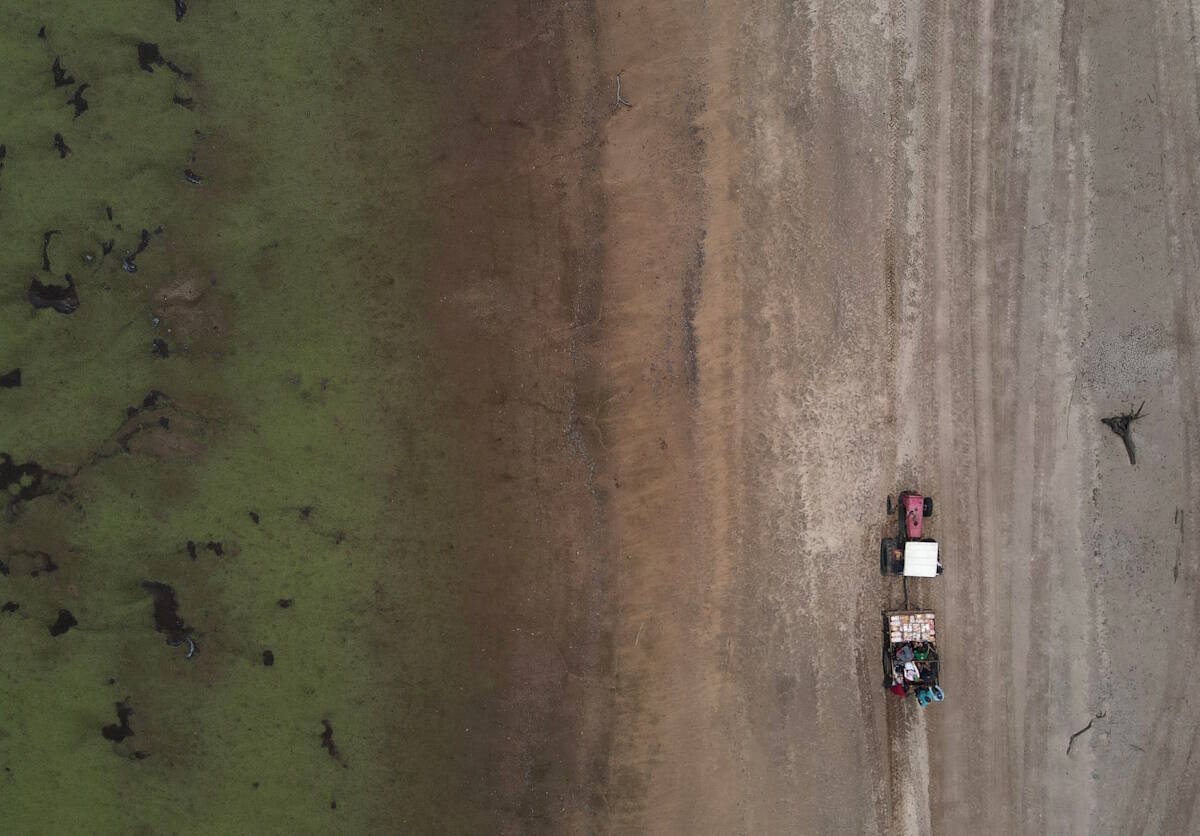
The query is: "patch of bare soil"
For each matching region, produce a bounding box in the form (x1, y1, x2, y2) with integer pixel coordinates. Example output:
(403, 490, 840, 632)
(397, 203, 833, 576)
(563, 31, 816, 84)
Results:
(587, 1, 749, 831)
(350, 2, 617, 831)
(150, 266, 228, 352)
(425, 21, 622, 831)
(407, 1, 756, 828)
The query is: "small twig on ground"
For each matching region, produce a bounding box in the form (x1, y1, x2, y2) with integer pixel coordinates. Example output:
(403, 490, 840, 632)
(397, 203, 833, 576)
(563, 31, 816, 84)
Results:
(1101, 401, 1146, 465)
(634, 623, 644, 646)
(616, 74, 632, 108)
(1175, 507, 1183, 582)
(1065, 372, 1079, 423)
(553, 643, 571, 677)
(1067, 710, 1107, 754)
(550, 303, 603, 336)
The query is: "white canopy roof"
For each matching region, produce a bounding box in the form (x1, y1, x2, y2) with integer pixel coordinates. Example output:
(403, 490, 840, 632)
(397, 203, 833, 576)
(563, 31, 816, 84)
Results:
(903, 541, 939, 577)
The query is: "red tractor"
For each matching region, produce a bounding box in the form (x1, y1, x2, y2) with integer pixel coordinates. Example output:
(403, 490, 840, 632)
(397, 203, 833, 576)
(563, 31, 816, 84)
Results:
(880, 491, 942, 576)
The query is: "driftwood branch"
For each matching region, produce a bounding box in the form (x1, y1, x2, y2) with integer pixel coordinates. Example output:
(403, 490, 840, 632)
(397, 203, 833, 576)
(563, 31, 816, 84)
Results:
(1101, 401, 1145, 465)
(615, 74, 631, 108)
(1067, 710, 1106, 754)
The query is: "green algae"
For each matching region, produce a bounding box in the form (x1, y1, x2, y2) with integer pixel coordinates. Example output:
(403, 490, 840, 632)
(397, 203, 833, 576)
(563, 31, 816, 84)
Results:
(0, 2, 481, 832)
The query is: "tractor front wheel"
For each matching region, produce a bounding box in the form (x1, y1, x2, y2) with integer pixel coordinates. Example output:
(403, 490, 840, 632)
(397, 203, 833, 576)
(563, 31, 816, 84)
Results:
(923, 497, 934, 517)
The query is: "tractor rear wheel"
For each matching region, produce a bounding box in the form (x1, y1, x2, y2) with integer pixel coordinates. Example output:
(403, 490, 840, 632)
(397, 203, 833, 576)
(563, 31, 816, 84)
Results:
(923, 497, 934, 517)
(881, 538, 900, 574)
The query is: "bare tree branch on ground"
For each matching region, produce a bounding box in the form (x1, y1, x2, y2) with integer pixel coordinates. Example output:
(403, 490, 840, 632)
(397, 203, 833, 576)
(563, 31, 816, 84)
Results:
(1101, 401, 1145, 465)
(1067, 710, 1106, 755)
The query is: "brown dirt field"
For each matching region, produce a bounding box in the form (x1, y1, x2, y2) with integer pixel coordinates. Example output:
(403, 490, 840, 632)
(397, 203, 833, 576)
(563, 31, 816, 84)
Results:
(417, 4, 615, 829)
(370, 0, 1200, 832)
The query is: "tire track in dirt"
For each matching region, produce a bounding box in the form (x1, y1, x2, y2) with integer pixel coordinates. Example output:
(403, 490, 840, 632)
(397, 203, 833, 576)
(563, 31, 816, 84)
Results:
(1112, 1, 1200, 831)
(885, 0, 939, 828)
(720, 2, 895, 832)
(927, 0, 1015, 827)
(889, 0, 1098, 832)
(999, 1, 1095, 829)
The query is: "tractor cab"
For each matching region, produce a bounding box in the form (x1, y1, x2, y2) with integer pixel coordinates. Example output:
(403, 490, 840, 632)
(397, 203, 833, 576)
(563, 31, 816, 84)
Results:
(880, 491, 941, 576)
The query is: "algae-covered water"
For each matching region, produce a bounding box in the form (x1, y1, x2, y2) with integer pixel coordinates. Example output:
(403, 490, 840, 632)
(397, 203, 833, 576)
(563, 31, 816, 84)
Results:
(0, 2, 481, 831)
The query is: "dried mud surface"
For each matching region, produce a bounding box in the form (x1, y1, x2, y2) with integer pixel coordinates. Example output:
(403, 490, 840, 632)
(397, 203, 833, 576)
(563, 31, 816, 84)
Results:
(444, 1, 1200, 833)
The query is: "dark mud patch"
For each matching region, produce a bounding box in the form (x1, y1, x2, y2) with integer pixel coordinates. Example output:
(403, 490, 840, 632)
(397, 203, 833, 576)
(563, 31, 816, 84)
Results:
(28, 275, 78, 314)
(101, 701, 134, 742)
(51, 56, 75, 88)
(2, 602, 18, 613)
(185, 539, 225, 559)
(67, 83, 89, 118)
(3, 550, 59, 577)
(0, 369, 19, 388)
(122, 227, 158, 274)
(139, 389, 168, 411)
(151, 338, 169, 358)
(249, 510, 259, 524)
(49, 608, 77, 636)
(262, 649, 274, 666)
(277, 598, 292, 609)
(173, 0, 188, 22)
(1, 453, 65, 513)
(320, 720, 346, 766)
(87, 390, 211, 464)
(140, 581, 191, 642)
(137, 42, 162, 72)
(53, 133, 70, 158)
(41, 229, 59, 271)
(136, 43, 190, 79)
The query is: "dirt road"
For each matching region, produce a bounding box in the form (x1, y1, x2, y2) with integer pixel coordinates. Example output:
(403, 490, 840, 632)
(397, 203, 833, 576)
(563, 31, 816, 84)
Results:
(424, 0, 1200, 832)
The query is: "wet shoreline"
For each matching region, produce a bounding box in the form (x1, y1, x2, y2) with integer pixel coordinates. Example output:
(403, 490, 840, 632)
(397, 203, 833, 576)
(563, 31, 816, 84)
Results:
(0, 2, 476, 830)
